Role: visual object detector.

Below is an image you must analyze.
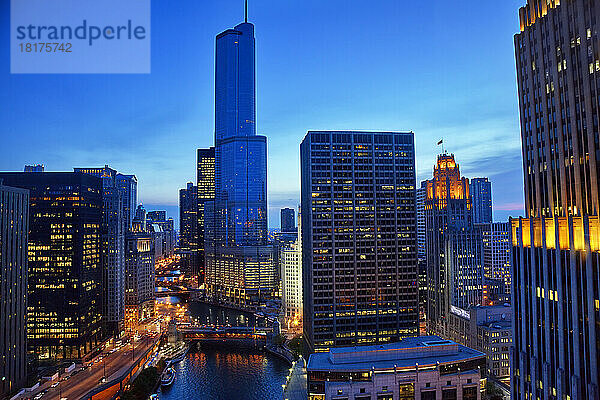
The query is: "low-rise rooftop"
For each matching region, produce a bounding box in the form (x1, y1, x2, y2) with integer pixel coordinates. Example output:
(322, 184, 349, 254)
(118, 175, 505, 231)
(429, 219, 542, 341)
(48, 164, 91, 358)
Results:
(307, 336, 485, 372)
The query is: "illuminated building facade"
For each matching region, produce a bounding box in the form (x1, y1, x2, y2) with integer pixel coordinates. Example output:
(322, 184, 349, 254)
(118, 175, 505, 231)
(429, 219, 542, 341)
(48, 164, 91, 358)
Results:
(205, 9, 276, 306)
(74, 166, 126, 334)
(424, 154, 483, 337)
(300, 131, 419, 353)
(197, 147, 215, 284)
(0, 182, 28, 397)
(446, 305, 512, 382)
(124, 212, 154, 329)
(512, 1, 600, 398)
(470, 178, 492, 224)
(281, 208, 302, 332)
(281, 208, 296, 232)
(0, 172, 103, 360)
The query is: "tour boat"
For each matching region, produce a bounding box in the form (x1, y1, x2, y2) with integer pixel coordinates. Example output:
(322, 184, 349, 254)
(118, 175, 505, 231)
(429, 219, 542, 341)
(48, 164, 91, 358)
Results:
(160, 367, 175, 387)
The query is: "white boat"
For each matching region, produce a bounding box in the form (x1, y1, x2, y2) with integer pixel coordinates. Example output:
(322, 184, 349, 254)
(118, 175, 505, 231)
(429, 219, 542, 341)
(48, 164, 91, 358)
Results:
(168, 343, 190, 364)
(160, 367, 175, 387)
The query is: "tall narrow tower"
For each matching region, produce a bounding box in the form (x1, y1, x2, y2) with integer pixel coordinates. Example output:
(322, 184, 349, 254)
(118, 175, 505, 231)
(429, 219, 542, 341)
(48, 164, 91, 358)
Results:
(512, 1, 600, 398)
(424, 154, 483, 336)
(205, 4, 275, 306)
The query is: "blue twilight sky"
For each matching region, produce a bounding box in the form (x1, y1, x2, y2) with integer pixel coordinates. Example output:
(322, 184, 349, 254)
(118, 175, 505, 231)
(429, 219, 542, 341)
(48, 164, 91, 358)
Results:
(0, 0, 525, 230)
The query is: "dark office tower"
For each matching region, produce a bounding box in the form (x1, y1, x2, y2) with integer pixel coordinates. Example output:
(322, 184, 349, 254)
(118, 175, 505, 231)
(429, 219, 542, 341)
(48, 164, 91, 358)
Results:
(179, 182, 198, 275)
(134, 205, 147, 232)
(470, 177, 493, 224)
(424, 154, 483, 336)
(416, 182, 427, 262)
(0, 182, 28, 397)
(74, 166, 125, 334)
(205, 6, 275, 306)
(116, 174, 137, 231)
(280, 208, 296, 232)
(416, 182, 427, 332)
(512, 1, 600, 398)
(300, 131, 419, 353)
(197, 147, 215, 284)
(179, 182, 198, 250)
(0, 172, 103, 360)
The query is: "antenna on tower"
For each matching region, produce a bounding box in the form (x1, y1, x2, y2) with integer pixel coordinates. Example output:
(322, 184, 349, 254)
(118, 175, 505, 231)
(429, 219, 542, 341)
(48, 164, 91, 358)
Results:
(245, 0, 248, 22)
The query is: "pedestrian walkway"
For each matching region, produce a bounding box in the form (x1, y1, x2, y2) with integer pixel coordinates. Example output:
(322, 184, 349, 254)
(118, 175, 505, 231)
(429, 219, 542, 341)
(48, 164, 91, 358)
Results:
(283, 356, 307, 400)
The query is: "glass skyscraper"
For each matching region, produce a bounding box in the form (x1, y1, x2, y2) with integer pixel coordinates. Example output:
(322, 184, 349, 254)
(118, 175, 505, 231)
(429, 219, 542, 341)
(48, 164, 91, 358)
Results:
(205, 11, 275, 306)
(470, 177, 493, 224)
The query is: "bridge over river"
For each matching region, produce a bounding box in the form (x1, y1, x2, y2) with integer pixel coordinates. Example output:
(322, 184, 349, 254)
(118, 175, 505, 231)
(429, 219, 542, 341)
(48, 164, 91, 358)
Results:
(175, 325, 270, 345)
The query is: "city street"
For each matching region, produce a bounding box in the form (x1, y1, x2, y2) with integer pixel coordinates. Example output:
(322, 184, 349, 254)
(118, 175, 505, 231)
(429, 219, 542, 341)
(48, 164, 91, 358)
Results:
(21, 334, 158, 400)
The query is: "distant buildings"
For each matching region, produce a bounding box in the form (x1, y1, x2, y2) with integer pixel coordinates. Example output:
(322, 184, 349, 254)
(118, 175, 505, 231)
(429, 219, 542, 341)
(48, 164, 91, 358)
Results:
(447, 304, 512, 382)
(23, 164, 44, 173)
(307, 336, 486, 400)
(469, 177, 492, 224)
(512, 0, 600, 397)
(424, 154, 483, 336)
(124, 211, 155, 329)
(0, 182, 28, 397)
(146, 210, 175, 260)
(478, 222, 511, 296)
(147, 211, 166, 223)
(204, 12, 276, 307)
(0, 172, 104, 360)
(197, 147, 215, 284)
(281, 208, 302, 333)
(301, 131, 419, 353)
(280, 208, 296, 232)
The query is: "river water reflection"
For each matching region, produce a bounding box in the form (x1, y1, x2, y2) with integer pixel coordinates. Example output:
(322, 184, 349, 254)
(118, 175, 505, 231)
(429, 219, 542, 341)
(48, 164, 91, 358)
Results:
(156, 301, 289, 400)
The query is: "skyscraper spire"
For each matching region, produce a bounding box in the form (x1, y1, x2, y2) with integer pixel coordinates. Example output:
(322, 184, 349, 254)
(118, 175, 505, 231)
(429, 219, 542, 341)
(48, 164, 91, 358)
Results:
(245, 0, 248, 22)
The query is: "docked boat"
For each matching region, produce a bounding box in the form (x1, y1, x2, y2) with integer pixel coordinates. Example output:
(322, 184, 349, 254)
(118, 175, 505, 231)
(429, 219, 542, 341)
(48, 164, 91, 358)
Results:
(167, 342, 190, 365)
(160, 367, 175, 387)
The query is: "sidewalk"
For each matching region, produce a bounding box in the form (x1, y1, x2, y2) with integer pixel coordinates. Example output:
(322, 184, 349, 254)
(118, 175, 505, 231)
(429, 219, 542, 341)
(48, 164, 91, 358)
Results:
(282, 357, 307, 400)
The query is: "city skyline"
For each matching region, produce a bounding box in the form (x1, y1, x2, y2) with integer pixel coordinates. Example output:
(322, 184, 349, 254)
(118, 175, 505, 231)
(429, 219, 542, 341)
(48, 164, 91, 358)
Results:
(5, 1, 600, 398)
(1, 1, 525, 229)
